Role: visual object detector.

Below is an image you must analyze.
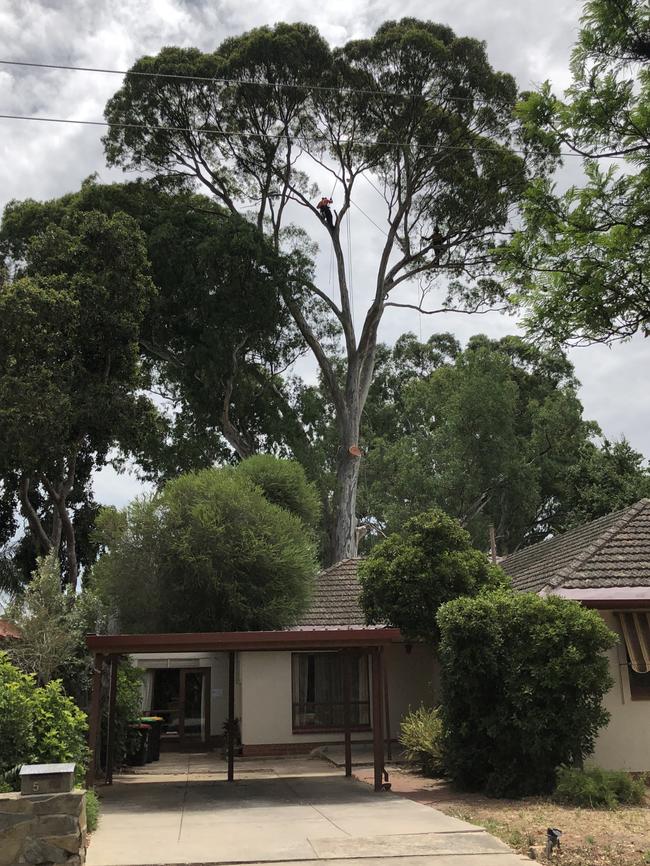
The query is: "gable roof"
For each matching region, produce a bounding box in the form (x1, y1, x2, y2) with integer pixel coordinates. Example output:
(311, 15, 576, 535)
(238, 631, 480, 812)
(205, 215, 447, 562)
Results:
(501, 499, 650, 594)
(294, 558, 367, 628)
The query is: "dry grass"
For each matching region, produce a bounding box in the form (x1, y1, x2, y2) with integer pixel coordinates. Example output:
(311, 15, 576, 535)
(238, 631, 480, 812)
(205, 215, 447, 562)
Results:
(355, 767, 650, 866)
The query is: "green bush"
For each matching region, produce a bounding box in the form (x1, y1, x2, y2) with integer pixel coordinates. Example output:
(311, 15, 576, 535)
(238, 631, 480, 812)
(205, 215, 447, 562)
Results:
(0, 653, 35, 774)
(437, 591, 617, 798)
(102, 661, 145, 770)
(399, 706, 445, 777)
(0, 652, 89, 788)
(86, 789, 100, 832)
(32, 681, 89, 784)
(555, 767, 647, 808)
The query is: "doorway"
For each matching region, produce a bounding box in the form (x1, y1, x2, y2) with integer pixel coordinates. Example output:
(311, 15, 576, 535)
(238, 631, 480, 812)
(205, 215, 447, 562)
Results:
(150, 667, 211, 747)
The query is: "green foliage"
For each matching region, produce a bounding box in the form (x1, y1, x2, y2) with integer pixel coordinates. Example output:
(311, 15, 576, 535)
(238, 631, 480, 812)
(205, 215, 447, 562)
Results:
(235, 455, 321, 529)
(0, 653, 35, 777)
(359, 509, 507, 642)
(0, 652, 89, 787)
(554, 766, 647, 808)
(357, 333, 598, 552)
(0, 200, 157, 586)
(31, 680, 89, 784)
(437, 591, 617, 797)
(85, 789, 100, 832)
(562, 438, 650, 527)
(399, 706, 445, 777)
(108, 662, 145, 770)
(5, 556, 107, 702)
(100, 18, 554, 561)
(5, 556, 76, 684)
(502, 0, 650, 344)
(92, 461, 317, 633)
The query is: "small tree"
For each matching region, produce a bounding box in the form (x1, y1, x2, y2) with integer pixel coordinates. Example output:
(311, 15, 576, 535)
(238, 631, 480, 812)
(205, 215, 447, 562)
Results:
(359, 509, 506, 642)
(437, 590, 617, 797)
(92, 459, 318, 633)
(5, 556, 76, 685)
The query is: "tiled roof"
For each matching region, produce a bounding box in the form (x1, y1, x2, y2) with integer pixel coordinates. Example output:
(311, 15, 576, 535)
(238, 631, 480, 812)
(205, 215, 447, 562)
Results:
(501, 499, 650, 594)
(0, 618, 21, 640)
(295, 557, 366, 627)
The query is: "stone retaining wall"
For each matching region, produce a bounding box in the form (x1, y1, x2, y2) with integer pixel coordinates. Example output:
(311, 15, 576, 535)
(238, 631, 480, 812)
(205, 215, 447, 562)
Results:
(0, 790, 86, 866)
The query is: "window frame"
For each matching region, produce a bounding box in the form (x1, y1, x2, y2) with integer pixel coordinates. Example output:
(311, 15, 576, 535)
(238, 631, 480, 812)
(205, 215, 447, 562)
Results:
(290, 651, 371, 734)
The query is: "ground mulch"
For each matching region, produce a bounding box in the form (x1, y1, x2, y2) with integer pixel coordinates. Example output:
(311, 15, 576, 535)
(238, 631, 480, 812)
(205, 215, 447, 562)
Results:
(354, 766, 650, 866)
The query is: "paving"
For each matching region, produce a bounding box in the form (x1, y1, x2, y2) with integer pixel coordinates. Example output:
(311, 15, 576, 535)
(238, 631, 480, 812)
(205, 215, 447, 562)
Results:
(86, 754, 525, 866)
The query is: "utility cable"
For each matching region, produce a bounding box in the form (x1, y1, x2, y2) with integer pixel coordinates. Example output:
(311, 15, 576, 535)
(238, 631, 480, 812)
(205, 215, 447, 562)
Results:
(0, 58, 519, 107)
(0, 111, 626, 160)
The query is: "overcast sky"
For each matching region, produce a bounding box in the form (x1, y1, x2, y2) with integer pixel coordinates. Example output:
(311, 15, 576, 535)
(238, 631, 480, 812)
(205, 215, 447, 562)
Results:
(1, 0, 648, 509)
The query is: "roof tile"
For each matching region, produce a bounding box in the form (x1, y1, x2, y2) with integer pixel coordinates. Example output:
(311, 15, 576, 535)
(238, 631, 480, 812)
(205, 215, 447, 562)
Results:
(501, 499, 650, 593)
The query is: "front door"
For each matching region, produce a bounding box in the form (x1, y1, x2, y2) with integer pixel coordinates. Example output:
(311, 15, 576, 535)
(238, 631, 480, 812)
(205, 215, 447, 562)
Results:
(179, 668, 211, 745)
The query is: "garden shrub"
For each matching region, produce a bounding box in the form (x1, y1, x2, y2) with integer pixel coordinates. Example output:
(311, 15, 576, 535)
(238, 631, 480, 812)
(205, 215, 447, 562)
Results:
(32, 680, 89, 784)
(103, 661, 145, 769)
(555, 767, 646, 808)
(399, 706, 445, 777)
(86, 789, 100, 832)
(0, 652, 89, 788)
(0, 653, 36, 775)
(437, 591, 617, 798)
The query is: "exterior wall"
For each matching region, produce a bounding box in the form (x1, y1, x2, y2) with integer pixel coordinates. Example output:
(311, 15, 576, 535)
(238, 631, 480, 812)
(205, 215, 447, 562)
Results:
(130, 651, 234, 738)
(384, 643, 439, 742)
(239, 645, 438, 754)
(590, 611, 650, 772)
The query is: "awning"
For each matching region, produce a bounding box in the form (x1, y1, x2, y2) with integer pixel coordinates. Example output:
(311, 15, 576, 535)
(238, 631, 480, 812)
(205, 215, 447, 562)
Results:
(617, 612, 650, 673)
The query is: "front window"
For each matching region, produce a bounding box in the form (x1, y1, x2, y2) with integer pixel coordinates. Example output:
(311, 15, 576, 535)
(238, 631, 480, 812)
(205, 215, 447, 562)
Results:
(291, 652, 370, 731)
(617, 611, 650, 701)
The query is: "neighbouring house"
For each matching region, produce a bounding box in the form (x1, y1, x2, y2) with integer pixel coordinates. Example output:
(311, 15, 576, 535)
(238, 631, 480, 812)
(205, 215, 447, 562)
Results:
(501, 498, 650, 772)
(0, 618, 21, 643)
(113, 559, 438, 758)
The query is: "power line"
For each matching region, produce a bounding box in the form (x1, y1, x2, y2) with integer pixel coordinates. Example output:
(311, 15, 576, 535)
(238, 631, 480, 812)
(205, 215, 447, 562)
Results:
(0, 58, 511, 106)
(0, 111, 611, 159)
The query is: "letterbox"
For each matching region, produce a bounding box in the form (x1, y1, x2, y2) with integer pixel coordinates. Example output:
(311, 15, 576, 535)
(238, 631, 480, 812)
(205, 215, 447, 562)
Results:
(19, 763, 75, 795)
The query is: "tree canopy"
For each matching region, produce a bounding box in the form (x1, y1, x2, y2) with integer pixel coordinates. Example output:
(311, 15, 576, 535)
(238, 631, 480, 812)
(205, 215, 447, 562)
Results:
(101, 18, 555, 561)
(502, 0, 650, 344)
(359, 509, 507, 642)
(92, 459, 318, 633)
(0, 204, 155, 587)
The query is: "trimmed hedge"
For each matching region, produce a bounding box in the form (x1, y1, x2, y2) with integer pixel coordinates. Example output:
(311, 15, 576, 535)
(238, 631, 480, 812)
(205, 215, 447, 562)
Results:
(555, 766, 646, 808)
(437, 591, 617, 797)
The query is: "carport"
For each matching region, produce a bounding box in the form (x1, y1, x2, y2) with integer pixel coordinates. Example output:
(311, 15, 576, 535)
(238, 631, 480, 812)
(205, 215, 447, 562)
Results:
(85, 627, 401, 792)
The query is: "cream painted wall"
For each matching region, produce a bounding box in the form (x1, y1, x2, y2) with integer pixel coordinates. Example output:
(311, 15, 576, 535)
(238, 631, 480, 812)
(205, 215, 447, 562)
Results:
(384, 643, 439, 742)
(239, 645, 437, 747)
(590, 612, 650, 772)
(130, 651, 231, 737)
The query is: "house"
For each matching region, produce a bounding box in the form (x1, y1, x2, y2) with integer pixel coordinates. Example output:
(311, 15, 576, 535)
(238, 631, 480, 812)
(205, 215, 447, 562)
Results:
(0, 618, 21, 642)
(501, 498, 650, 772)
(111, 559, 438, 758)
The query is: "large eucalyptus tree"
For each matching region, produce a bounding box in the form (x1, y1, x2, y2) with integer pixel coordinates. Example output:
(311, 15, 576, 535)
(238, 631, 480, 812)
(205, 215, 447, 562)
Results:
(103, 19, 553, 560)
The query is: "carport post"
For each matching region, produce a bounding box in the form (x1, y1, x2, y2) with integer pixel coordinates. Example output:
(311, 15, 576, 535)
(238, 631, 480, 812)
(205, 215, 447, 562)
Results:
(343, 650, 352, 777)
(371, 647, 385, 792)
(227, 650, 235, 782)
(104, 654, 120, 785)
(86, 653, 104, 788)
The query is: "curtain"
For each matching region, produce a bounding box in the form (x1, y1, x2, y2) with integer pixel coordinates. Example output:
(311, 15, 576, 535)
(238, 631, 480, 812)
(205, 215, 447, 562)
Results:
(618, 612, 650, 673)
(140, 670, 155, 713)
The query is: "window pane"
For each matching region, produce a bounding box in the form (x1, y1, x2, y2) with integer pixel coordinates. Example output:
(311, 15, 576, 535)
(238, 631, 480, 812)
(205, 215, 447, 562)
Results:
(292, 652, 370, 730)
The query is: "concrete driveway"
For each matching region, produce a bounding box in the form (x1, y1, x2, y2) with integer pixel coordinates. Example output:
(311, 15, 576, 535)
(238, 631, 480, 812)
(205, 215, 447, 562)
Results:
(87, 756, 524, 866)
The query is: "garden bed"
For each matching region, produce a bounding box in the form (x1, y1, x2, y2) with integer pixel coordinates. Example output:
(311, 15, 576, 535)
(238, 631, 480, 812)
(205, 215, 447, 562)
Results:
(355, 767, 650, 866)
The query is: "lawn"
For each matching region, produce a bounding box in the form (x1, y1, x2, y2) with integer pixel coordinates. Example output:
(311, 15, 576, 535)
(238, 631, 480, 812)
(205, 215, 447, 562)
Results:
(355, 767, 650, 866)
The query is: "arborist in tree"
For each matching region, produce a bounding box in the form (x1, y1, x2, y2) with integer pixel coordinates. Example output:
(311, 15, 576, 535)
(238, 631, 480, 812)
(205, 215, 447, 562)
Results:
(421, 224, 446, 264)
(317, 196, 334, 229)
